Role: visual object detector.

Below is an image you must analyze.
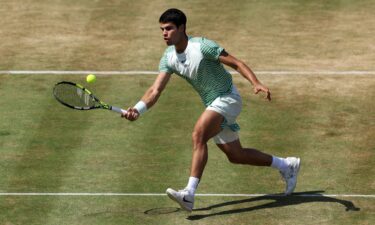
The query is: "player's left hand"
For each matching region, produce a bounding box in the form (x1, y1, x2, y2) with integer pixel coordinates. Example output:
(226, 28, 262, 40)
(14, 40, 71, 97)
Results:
(254, 83, 271, 101)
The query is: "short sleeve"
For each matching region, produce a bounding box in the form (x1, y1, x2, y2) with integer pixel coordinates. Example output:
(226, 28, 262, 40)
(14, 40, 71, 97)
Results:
(159, 49, 173, 74)
(200, 38, 224, 61)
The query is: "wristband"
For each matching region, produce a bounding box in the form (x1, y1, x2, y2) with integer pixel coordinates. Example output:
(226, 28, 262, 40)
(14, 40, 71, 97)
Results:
(134, 101, 147, 115)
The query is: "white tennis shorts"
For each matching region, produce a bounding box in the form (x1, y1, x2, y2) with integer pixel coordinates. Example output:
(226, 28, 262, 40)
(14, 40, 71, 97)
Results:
(206, 85, 242, 144)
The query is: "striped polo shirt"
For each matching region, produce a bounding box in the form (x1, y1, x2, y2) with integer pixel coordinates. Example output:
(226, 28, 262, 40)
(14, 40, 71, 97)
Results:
(159, 36, 233, 106)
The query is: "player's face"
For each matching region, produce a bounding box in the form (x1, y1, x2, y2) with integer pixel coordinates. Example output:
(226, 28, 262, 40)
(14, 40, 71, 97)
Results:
(160, 22, 185, 46)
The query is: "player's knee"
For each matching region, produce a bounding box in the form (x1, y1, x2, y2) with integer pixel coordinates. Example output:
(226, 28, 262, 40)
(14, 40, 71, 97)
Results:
(192, 129, 206, 146)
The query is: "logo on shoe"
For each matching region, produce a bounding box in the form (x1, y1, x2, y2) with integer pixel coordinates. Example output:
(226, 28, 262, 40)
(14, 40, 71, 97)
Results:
(183, 196, 193, 203)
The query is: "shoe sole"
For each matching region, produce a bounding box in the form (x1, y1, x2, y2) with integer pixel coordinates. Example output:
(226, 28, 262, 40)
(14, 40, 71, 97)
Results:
(166, 189, 193, 212)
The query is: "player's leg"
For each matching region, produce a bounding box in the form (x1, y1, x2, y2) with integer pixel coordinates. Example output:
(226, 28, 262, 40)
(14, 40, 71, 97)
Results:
(216, 139, 300, 195)
(166, 109, 224, 212)
(216, 139, 272, 166)
(170, 86, 241, 204)
(190, 109, 224, 178)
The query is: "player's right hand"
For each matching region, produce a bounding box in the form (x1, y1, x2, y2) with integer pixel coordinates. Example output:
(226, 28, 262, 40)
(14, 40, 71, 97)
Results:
(121, 107, 140, 121)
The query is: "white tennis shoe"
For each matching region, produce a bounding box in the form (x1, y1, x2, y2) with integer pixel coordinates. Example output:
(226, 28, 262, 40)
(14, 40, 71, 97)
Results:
(280, 157, 301, 195)
(166, 188, 194, 212)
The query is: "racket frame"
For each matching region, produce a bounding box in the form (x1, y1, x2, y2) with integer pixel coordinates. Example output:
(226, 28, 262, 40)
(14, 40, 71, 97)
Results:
(53, 81, 127, 114)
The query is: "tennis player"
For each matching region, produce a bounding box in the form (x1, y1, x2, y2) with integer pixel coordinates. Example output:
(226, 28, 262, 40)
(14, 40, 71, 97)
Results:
(122, 8, 300, 212)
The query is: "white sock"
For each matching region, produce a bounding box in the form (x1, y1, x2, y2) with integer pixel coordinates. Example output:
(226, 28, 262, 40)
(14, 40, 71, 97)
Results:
(271, 156, 289, 172)
(185, 177, 199, 194)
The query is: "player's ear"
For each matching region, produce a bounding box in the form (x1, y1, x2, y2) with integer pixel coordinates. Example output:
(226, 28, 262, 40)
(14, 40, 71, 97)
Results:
(179, 24, 186, 33)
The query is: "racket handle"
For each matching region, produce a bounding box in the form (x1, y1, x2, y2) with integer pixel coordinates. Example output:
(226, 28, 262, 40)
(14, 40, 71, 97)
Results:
(111, 106, 127, 114)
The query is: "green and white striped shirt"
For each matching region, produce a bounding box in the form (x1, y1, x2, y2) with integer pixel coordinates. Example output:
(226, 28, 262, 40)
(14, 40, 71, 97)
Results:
(159, 37, 233, 106)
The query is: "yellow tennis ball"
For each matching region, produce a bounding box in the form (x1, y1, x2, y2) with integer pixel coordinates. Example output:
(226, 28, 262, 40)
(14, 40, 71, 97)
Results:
(86, 74, 96, 83)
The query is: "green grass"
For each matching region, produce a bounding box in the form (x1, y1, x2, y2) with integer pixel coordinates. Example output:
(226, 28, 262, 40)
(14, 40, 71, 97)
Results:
(1, 0, 375, 71)
(0, 196, 370, 225)
(0, 74, 374, 224)
(0, 0, 374, 224)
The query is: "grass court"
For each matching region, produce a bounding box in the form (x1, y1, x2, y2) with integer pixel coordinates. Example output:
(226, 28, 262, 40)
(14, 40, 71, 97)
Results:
(0, 0, 374, 224)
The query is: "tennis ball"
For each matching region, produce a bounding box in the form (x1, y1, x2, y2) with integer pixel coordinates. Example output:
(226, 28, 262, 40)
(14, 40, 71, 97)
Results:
(86, 74, 96, 83)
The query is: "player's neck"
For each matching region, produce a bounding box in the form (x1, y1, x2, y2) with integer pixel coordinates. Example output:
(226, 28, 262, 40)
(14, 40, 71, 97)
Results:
(175, 35, 188, 53)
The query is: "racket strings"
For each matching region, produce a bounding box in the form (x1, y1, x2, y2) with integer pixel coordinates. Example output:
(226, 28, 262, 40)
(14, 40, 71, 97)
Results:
(54, 83, 97, 108)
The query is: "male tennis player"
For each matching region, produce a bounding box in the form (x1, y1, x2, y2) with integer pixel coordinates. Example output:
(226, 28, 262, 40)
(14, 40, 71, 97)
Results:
(122, 8, 300, 212)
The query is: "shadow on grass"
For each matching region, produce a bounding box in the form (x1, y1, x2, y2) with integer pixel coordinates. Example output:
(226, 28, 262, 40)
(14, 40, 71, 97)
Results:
(188, 191, 360, 220)
(144, 207, 181, 215)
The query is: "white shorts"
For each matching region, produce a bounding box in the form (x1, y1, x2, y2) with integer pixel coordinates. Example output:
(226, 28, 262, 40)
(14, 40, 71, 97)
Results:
(206, 85, 242, 144)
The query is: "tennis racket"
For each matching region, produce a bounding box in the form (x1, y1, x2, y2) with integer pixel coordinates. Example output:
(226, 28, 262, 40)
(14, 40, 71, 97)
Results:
(53, 81, 127, 114)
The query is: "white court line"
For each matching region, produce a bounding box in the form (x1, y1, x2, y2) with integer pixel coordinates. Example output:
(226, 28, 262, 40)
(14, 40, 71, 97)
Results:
(0, 70, 158, 75)
(0, 193, 374, 198)
(1, 70, 375, 75)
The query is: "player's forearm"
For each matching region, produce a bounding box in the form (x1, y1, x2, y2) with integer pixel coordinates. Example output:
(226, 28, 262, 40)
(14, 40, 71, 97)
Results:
(131, 87, 159, 117)
(236, 61, 261, 86)
(219, 51, 261, 86)
(138, 72, 170, 110)
(140, 86, 162, 109)
(127, 73, 169, 120)
(236, 61, 271, 101)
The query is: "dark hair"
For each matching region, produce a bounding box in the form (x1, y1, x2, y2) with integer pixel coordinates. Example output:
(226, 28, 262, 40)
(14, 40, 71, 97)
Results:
(159, 8, 187, 29)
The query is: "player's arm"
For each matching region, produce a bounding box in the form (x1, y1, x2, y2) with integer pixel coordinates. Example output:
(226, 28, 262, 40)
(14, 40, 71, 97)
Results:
(219, 50, 271, 101)
(122, 72, 171, 121)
